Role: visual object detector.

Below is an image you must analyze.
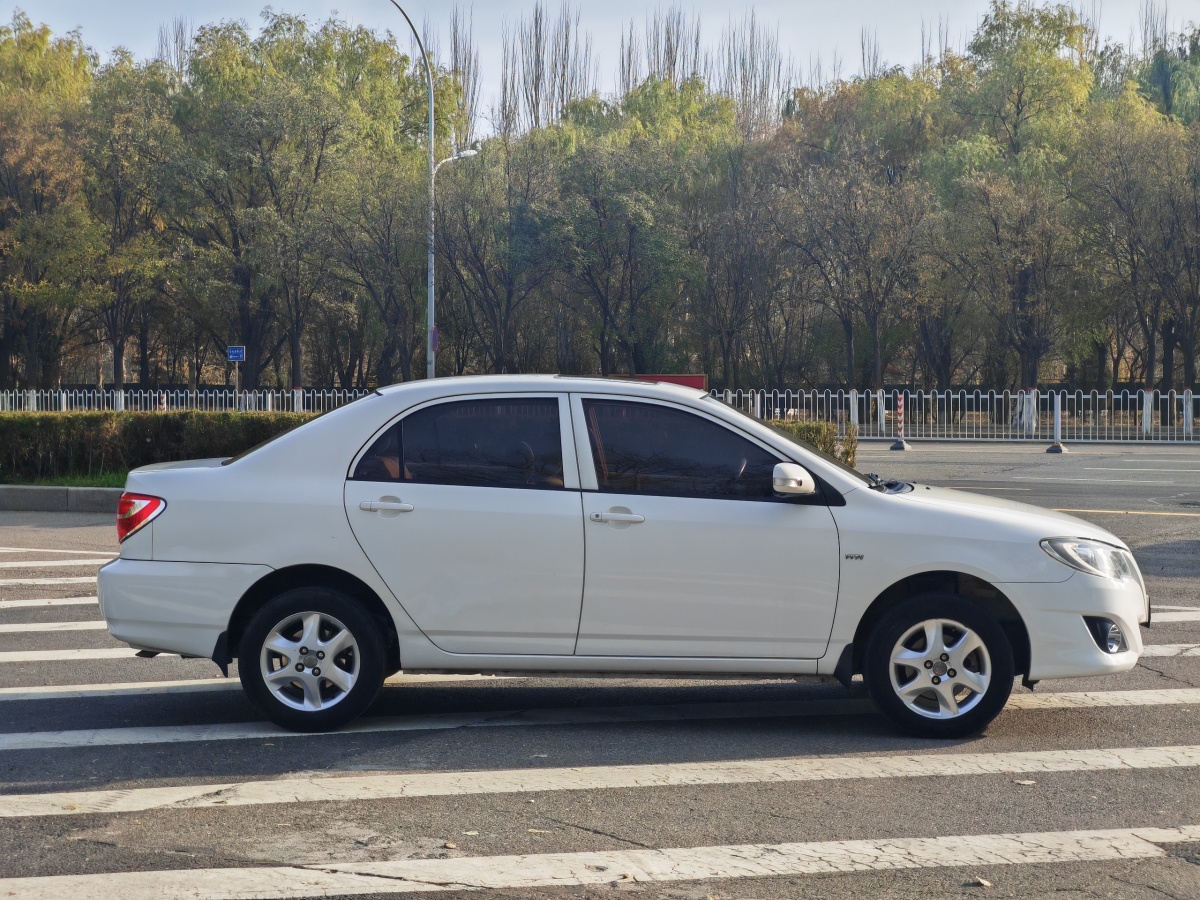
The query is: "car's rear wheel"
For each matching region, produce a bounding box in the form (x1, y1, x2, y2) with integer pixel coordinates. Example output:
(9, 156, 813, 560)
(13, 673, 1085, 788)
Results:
(864, 594, 1014, 739)
(238, 587, 385, 732)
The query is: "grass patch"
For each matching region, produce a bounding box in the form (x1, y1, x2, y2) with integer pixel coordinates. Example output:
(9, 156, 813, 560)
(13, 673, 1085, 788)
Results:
(5, 471, 128, 488)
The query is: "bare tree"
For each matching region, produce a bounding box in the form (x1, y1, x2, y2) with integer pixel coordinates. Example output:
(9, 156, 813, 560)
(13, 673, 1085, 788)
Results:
(155, 17, 193, 84)
(449, 6, 480, 147)
(642, 7, 706, 87)
(861, 27, 883, 79)
(715, 12, 793, 139)
(498, 2, 595, 135)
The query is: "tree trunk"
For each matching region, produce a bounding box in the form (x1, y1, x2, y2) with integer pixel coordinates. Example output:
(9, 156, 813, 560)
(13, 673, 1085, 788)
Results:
(290, 325, 304, 390)
(841, 317, 856, 388)
(112, 339, 125, 391)
(1160, 319, 1176, 393)
(869, 315, 883, 390)
(138, 319, 152, 387)
(1183, 333, 1197, 389)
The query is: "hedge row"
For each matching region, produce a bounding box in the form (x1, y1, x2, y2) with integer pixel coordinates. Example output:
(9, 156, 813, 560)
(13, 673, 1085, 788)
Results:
(0, 412, 315, 482)
(0, 411, 858, 483)
(767, 420, 858, 468)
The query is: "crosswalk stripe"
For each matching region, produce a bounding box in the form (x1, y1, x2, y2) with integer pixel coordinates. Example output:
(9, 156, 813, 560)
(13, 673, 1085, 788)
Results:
(1140, 644, 1200, 657)
(0, 678, 234, 701)
(0, 547, 114, 556)
(0, 558, 110, 569)
(1152, 610, 1200, 622)
(0, 688, 1197, 752)
(0, 576, 96, 587)
(2, 825, 1198, 899)
(0, 648, 136, 663)
(0, 673, 512, 702)
(3, 743, 1198, 819)
(1006, 688, 1200, 708)
(1054, 507, 1200, 517)
(0, 621, 105, 633)
(0, 596, 98, 609)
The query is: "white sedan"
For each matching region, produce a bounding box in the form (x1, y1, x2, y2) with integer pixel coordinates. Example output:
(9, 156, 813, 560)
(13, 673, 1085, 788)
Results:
(98, 376, 1149, 738)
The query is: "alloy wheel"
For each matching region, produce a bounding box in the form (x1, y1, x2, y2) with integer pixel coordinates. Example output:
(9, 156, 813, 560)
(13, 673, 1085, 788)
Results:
(259, 611, 360, 712)
(888, 617, 991, 719)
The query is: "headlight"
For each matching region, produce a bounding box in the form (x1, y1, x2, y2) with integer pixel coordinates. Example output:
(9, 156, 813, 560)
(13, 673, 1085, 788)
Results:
(1040, 538, 1144, 590)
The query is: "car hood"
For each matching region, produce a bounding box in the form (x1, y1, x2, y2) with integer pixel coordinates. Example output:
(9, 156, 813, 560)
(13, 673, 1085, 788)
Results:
(895, 483, 1128, 549)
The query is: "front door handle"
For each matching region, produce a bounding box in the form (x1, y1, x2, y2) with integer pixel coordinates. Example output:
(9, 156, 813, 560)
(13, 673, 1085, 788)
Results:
(360, 500, 414, 513)
(589, 511, 645, 524)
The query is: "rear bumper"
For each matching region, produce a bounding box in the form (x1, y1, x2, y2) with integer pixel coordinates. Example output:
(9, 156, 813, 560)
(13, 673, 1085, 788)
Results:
(97, 558, 272, 659)
(1000, 573, 1147, 681)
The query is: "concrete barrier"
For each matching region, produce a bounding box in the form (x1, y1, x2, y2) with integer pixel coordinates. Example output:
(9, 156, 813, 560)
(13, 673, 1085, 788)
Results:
(0, 485, 122, 513)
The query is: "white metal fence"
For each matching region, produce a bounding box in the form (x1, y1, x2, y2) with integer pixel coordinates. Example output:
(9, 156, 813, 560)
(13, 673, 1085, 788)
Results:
(3, 386, 1198, 443)
(717, 388, 1200, 443)
(0, 388, 371, 413)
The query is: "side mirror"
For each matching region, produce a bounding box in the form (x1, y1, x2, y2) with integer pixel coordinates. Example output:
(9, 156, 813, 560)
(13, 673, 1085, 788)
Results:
(772, 462, 817, 496)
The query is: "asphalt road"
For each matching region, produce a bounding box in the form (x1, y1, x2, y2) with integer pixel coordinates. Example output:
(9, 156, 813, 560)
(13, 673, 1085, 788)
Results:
(0, 442, 1198, 899)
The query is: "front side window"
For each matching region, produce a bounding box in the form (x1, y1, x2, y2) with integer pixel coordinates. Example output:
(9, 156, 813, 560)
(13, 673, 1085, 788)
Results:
(582, 399, 779, 499)
(352, 397, 565, 489)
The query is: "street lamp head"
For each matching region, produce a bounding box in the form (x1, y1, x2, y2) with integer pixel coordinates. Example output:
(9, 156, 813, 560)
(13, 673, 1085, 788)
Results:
(456, 148, 479, 159)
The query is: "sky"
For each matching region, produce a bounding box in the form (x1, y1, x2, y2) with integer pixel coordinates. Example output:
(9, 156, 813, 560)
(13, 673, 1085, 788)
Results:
(11, 1, 1189, 114)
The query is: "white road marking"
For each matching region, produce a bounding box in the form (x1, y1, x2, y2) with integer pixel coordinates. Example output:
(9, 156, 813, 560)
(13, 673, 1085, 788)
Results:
(0, 559, 111, 569)
(961, 487, 1031, 491)
(0, 621, 104, 633)
(0, 577, 96, 587)
(0, 678, 234, 701)
(1054, 508, 1200, 518)
(0, 688, 1197, 752)
(1153, 610, 1200, 622)
(0, 649, 139, 664)
(3, 744, 1199, 819)
(1084, 468, 1200, 472)
(1140, 644, 1200, 657)
(2, 825, 1198, 898)
(0, 548, 114, 556)
(1155, 605, 1200, 611)
(0, 596, 98, 609)
(0, 673, 512, 702)
(1014, 476, 1176, 484)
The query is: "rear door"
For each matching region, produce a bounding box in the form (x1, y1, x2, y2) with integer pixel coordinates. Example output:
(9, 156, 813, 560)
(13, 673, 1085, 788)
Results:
(345, 394, 584, 655)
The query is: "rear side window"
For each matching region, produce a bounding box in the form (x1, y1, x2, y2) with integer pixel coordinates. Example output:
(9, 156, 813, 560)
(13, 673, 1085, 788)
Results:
(352, 398, 565, 489)
(582, 399, 779, 499)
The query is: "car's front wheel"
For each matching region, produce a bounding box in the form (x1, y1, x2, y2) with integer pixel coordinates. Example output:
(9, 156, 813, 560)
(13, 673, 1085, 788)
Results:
(864, 594, 1014, 739)
(238, 587, 385, 732)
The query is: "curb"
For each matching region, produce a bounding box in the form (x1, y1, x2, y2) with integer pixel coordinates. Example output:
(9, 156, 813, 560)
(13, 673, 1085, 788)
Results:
(0, 485, 122, 513)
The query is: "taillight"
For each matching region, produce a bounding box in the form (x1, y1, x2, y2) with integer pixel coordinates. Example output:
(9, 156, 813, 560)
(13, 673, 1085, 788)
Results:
(116, 493, 166, 542)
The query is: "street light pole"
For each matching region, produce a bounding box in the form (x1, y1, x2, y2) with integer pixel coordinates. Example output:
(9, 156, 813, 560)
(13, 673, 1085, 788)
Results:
(384, 1, 436, 378)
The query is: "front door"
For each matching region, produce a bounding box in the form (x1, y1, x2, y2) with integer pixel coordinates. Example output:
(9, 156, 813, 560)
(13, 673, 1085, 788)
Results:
(345, 394, 584, 655)
(573, 396, 840, 659)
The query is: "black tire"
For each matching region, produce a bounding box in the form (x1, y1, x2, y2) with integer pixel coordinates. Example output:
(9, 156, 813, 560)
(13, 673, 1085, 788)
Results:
(238, 587, 386, 732)
(864, 593, 1014, 739)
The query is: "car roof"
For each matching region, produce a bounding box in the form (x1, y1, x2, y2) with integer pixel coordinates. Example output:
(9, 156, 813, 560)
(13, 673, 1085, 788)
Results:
(373, 374, 709, 402)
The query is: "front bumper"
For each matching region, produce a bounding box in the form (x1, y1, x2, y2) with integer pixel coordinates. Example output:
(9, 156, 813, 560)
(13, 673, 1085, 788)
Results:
(999, 572, 1147, 681)
(98, 558, 272, 659)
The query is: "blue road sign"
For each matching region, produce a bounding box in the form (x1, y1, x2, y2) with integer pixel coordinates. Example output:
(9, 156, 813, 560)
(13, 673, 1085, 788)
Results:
(227, 345, 246, 362)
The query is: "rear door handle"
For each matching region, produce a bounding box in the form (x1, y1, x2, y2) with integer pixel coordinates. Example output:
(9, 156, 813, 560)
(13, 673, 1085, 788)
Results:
(589, 511, 645, 524)
(360, 500, 414, 513)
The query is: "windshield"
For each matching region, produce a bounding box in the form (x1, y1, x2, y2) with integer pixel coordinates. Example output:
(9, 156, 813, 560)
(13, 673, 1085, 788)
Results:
(707, 396, 873, 486)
